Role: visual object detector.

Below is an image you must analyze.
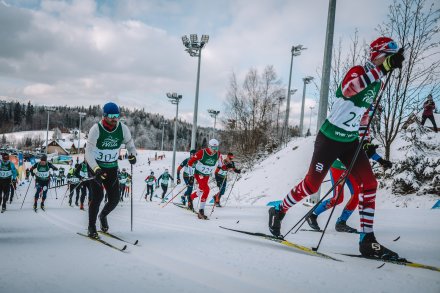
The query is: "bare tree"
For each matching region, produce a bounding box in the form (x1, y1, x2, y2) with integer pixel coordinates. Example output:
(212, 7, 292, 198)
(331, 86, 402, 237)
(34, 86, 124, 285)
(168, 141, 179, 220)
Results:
(373, 0, 440, 159)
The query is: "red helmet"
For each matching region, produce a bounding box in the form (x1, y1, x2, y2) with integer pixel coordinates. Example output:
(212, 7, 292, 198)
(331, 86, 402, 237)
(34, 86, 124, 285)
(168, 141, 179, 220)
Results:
(369, 37, 399, 61)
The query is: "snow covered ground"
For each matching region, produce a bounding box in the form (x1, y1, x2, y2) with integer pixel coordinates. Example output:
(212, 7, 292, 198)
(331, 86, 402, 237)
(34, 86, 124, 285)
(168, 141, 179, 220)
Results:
(0, 143, 439, 293)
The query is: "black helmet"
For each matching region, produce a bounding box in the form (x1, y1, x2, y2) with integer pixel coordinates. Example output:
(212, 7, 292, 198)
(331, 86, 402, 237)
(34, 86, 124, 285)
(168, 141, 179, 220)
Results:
(190, 149, 196, 155)
(151, 171, 154, 175)
(1, 152, 9, 160)
(40, 154, 47, 161)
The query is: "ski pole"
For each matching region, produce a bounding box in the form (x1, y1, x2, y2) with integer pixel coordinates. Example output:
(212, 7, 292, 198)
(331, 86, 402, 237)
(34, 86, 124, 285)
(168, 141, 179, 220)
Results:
(222, 174, 239, 208)
(20, 176, 33, 209)
(210, 174, 228, 217)
(157, 183, 179, 205)
(161, 185, 188, 208)
(312, 69, 395, 252)
(139, 184, 147, 201)
(130, 164, 133, 232)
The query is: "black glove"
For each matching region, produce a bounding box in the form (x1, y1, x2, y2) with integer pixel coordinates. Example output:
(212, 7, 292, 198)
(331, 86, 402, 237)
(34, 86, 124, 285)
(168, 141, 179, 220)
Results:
(93, 167, 107, 180)
(235, 169, 241, 174)
(378, 158, 393, 169)
(382, 48, 405, 72)
(188, 176, 194, 186)
(31, 172, 35, 177)
(128, 155, 137, 165)
(177, 178, 181, 184)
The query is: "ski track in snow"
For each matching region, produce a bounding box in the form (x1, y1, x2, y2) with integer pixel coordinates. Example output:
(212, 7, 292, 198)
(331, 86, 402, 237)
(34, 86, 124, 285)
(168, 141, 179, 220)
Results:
(0, 146, 439, 293)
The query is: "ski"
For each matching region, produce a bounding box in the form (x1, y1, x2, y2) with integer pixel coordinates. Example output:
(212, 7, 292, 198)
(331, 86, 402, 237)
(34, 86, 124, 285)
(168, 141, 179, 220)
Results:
(219, 226, 341, 261)
(99, 231, 139, 245)
(173, 203, 209, 220)
(77, 232, 127, 252)
(299, 228, 360, 234)
(339, 253, 440, 272)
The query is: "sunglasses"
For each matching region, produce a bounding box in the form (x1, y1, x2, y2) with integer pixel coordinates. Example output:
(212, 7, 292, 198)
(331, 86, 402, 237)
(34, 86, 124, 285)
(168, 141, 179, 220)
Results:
(106, 113, 120, 119)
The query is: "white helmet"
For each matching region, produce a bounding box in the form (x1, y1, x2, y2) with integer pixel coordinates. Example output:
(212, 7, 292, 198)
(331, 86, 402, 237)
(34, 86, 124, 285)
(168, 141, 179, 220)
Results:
(208, 138, 219, 151)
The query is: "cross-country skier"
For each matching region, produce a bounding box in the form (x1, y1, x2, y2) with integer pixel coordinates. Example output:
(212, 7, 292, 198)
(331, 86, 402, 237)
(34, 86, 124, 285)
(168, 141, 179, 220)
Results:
(118, 168, 129, 201)
(30, 154, 58, 211)
(0, 153, 17, 212)
(268, 37, 405, 260)
(67, 164, 81, 206)
(9, 177, 18, 204)
(144, 171, 156, 201)
(213, 152, 241, 207)
(77, 160, 91, 210)
(176, 149, 196, 205)
(157, 169, 173, 202)
(124, 175, 131, 198)
(187, 139, 222, 219)
(25, 168, 30, 181)
(84, 102, 137, 238)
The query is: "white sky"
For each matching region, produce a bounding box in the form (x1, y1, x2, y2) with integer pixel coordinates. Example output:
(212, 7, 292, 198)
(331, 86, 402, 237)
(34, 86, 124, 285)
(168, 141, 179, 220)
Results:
(0, 0, 397, 129)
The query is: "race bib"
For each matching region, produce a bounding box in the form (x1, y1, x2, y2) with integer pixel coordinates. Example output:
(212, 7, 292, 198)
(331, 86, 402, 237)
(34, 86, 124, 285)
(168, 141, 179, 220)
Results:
(95, 149, 119, 163)
(196, 163, 215, 175)
(36, 171, 50, 178)
(0, 170, 12, 178)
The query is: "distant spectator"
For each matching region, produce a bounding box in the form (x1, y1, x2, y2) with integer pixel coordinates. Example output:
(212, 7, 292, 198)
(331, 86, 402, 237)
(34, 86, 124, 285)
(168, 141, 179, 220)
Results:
(421, 94, 438, 133)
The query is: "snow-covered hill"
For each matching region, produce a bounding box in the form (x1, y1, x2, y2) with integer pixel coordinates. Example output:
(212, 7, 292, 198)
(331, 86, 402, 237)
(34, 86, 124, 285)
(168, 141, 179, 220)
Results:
(0, 140, 439, 293)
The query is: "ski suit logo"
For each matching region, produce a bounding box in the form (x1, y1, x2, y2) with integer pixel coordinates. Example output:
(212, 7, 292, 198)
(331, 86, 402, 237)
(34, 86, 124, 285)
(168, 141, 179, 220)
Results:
(315, 162, 324, 173)
(101, 136, 119, 148)
(362, 89, 375, 104)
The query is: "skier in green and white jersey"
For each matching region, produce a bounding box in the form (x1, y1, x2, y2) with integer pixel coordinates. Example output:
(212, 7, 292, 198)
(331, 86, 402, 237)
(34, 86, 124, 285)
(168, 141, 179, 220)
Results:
(118, 168, 129, 201)
(268, 37, 405, 260)
(85, 102, 137, 238)
(30, 154, 58, 211)
(0, 153, 17, 212)
(67, 164, 81, 206)
(144, 172, 156, 201)
(157, 169, 174, 202)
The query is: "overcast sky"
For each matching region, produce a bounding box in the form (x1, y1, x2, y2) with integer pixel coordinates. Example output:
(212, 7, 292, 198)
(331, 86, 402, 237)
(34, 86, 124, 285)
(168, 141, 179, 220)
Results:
(0, 0, 397, 129)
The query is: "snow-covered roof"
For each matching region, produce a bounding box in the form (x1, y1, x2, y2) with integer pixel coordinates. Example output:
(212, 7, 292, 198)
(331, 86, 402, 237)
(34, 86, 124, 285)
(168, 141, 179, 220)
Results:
(71, 139, 86, 148)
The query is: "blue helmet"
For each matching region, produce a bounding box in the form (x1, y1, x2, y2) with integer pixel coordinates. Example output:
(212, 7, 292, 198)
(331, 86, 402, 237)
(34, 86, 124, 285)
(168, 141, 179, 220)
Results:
(103, 102, 120, 117)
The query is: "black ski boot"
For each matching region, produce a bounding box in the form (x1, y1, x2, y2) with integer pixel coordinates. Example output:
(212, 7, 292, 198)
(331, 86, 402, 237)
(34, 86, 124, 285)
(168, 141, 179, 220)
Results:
(197, 209, 208, 220)
(88, 225, 99, 239)
(33, 202, 37, 211)
(359, 232, 400, 260)
(305, 213, 320, 231)
(268, 207, 285, 237)
(99, 213, 109, 232)
(40, 202, 45, 211)
(1, 206, 6, 213)
(335, 220, 358, 233)
(69, 198, 72, 206)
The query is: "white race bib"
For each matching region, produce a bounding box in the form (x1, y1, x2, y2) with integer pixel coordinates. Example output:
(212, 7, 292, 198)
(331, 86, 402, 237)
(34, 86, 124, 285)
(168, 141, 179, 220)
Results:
(95, 149, 119, 162)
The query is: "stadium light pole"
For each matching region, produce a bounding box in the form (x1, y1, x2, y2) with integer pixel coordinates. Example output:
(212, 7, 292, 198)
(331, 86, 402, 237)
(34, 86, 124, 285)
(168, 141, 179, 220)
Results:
(45, 107, 56, 155)
(167, 92, 183, 183)
(276, 96, 285, 141)
(160, 120, 167, 151)
(78, 112, 86, 154)
(316, 0, 337, 132)
(282, 45, 306, 146)
(181, 34, 209, 150)
(306, 106, 315, 136)
(299, 76, 314, 136)
(207, 109, 220, 138)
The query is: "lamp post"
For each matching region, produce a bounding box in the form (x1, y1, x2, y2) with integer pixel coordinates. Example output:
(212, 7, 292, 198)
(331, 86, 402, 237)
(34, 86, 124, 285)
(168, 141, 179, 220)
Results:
(307, 106, 315, 136)
(160, 120, 167, 151)
(78, 112, 86, 154)
(282, 45, 306, 146)
(45, 107, 56, 154)
(316, 0, 337, 131)
(181, 34, 209, 150)
(299, 76, 314, 136)
(207, 109, 220, 138)
(167, 92, 183, 183)
(276, 96, 285, 140)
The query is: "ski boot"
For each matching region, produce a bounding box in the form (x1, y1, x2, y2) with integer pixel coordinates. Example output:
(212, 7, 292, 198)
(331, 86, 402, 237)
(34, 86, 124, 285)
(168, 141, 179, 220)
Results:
(88, 225, 99, 239)
(33, 202, 37, 211)
(359, 232, 400, 260)
(40, 202, 45, 211)
(68, 198, 72, 206)
(99, 213, 109, 232)
(268, 206, 285, 237)
(305, 213, 320, 231)
(187, 198, 194, 211)
(80, 203, 84, 210)
(1, 206, 6, 213)
(75, 201, 79, 206)
(335, 220, 358, 233)
(181, 196, 186, 205)
(197, 209, 208, 220)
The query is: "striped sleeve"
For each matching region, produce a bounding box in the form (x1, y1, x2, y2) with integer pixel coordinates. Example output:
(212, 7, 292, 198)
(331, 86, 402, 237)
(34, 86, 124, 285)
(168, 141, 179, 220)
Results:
(341, 65, 386, 98)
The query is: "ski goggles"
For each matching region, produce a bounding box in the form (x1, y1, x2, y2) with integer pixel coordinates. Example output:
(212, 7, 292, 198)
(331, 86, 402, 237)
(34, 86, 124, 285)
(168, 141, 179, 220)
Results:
(374, 40, 399, 55)
(105, 113, 120, 119)
(209, 145, 219, 151)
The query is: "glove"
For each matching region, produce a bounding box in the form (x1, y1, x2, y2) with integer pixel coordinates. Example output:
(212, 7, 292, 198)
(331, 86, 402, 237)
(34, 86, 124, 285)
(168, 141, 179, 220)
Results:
(188, 176, 194, 186)
(177, 178, 181, 184)
(93, 167, 107, 180)
(382, 48, 405, 72)
(31, 172, 35, 177)
(378, 158, 393, 169)
(235, 169, 241, 174)
(128, 155, 137, 165)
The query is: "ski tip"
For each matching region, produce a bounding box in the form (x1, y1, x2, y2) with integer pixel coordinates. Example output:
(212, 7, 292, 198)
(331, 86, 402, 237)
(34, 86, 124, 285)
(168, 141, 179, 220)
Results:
(377, 263, 386, 269)
(236, 220, 240, 224)
(393, 236, 401, 242)
(122, 245, 127, 251)
(134, 240, 139, 245)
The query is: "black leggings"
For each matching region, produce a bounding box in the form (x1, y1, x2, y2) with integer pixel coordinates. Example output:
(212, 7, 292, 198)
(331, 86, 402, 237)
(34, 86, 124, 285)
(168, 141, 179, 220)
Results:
(421, 115, 438, 132)
(0, 179, 11, 208)
(88, 166, 119, 227)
